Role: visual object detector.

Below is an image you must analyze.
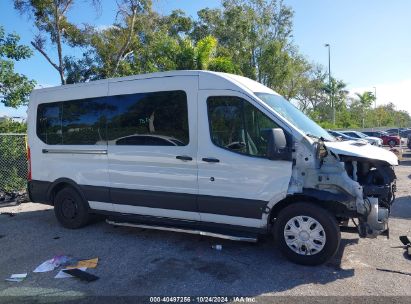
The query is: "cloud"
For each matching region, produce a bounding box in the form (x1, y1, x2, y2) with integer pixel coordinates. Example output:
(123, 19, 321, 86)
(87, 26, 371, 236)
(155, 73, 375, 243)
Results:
(348, 79, 411, 113)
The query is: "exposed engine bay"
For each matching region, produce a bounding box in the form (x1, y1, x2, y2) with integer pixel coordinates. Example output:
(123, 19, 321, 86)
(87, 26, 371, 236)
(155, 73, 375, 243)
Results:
(342, 155, 396, 237)
(289, 139, 397, 238)
(343, 156, 396, 208)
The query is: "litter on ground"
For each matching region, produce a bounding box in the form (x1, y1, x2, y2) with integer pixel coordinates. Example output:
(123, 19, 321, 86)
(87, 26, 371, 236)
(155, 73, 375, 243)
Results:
(55, 267, 87, 279)
(5, 273, 27, 282)
(33, 255, 78, 273)
(33, 259, 56, 273)
(66, 258, 98, 269)
(62, 269, 99, 282)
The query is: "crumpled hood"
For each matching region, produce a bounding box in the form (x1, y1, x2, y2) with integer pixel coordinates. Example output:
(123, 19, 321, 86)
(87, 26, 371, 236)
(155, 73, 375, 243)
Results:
(325, 140, 398, 165)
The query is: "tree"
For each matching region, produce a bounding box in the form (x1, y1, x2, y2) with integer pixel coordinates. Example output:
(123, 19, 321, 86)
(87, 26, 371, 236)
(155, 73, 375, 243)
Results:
(355, 91, 375, 109)
(14, 0, 100, 85)
(295, 64, 327, 113)
(355, 91, 375, 128)
(0, 118, 27, 133)
(259, 42, 311, 100)
(64, 7, 238, 83)
(64, 0, 158, 81)
(192, 0, 294, 81)
(0, 26, 35, 108)
(161, 9, 193, 38)
(321, 77, 348, 125)
(110, 0, 152, 76)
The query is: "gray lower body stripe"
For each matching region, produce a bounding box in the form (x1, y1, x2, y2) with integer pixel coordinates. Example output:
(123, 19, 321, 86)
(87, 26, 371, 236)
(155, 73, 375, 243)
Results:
(29, 180, 267, 219)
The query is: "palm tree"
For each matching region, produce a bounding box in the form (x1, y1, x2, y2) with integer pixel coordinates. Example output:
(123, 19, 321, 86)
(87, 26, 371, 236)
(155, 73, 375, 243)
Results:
(355, 91, 375, 108)
(322, 77, 348, 125)
(355, 91, 376, 128)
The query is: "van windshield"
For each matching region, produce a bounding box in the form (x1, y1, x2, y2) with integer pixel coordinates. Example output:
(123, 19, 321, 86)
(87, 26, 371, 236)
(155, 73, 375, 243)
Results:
(255, 93, 335, 142)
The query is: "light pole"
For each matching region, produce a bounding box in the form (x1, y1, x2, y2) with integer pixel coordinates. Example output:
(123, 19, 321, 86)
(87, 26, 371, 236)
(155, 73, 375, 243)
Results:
(324, 43, 334, 125)
(373, 86, 377, 109)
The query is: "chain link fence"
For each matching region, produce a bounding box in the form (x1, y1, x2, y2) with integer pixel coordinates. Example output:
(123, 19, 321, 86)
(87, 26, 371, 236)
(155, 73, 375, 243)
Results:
(0, 133, 28, 193)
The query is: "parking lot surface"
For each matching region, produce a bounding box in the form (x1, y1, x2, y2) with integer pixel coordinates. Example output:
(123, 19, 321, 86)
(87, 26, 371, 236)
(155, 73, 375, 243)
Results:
(1, 151, 411, 300)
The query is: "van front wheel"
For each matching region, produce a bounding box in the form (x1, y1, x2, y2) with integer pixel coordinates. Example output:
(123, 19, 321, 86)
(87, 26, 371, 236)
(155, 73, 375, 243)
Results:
(54, 187, 90, 229)
(273, 202, 340, 266)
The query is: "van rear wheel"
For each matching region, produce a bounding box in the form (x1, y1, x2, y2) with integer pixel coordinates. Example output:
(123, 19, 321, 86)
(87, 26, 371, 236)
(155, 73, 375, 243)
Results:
(273, 202, 340, 266)
(54, 187, 90, 229)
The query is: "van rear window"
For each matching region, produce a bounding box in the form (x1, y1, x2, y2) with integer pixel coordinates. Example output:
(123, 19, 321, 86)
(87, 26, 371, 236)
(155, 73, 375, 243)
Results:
(36, 90, 189, 146)
(37, 103, 63, 145)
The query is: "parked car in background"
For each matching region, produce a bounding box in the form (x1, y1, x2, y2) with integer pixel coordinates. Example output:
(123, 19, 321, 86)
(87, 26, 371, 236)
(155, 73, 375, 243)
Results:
(362, 131, 400, 147)
(386, 128, 411, 138)
(340, 131, 382, 146)
(328, 130, 367, 143)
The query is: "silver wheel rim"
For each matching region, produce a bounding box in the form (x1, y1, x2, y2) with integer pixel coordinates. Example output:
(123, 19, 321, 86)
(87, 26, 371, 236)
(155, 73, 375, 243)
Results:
(284, 215, 326, 256)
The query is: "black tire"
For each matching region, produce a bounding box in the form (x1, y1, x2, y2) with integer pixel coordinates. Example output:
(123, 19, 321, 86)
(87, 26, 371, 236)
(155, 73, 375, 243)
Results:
(388, 140, 396, 148)
(273, 202, 340, 266)
(54, 187, 90, 229)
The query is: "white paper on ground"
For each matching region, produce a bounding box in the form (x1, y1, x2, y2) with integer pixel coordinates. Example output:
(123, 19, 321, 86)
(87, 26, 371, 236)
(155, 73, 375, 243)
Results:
(33, 259, 56, 273)
(5, 273, 27, 282)
(54, 267, 87, 279)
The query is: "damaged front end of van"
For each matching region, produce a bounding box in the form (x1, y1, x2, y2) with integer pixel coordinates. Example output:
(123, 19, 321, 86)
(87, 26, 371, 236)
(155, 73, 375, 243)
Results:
(289, 138, 397, 238)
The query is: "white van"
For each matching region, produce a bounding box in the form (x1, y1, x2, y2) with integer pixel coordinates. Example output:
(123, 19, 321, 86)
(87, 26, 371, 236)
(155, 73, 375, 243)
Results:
(27, 71, 397, 265)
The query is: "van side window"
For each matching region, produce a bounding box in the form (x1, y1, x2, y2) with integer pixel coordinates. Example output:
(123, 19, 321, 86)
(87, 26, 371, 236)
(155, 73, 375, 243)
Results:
(106, 90, 189, 146)
(36, 90, 189, 146)
(37, 99, 108, 145)
(62, 99, 108, 145)
(207, 96, 279, 157)
(37, 103, 63, 145)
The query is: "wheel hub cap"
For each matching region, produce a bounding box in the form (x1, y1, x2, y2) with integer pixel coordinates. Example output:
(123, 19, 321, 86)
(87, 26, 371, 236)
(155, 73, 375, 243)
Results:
(284, 215, 326, 256)
(299, 231, 310, 241)
(61, 198, 77, 219)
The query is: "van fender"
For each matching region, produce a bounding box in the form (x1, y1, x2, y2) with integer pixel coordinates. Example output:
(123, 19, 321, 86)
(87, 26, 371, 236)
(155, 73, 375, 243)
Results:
(300, 188, 354, 204)
(262, 188, 356, 229)
(47, 178, 88, 205)
(260, 190, 289, 227)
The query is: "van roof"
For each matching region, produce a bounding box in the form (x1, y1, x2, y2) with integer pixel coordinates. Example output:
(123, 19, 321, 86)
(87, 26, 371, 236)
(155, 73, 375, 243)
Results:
(32, 70, 277, 96)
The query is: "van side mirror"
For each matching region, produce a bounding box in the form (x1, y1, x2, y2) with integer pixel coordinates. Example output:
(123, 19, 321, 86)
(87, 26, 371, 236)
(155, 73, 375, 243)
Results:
(266, 128, 291, 161)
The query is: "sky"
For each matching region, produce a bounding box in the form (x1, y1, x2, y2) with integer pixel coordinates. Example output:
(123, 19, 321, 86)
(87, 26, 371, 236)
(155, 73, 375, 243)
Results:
(1, 0, 410, 117)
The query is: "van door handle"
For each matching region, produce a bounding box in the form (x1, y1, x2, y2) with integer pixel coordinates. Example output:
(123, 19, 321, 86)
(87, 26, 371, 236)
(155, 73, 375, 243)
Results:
(176, 155, 193, 161)
(202, 157, 220, 163)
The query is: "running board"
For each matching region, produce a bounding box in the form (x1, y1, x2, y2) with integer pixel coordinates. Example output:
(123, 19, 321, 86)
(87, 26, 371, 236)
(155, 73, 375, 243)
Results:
(106, 220, 258, 243)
